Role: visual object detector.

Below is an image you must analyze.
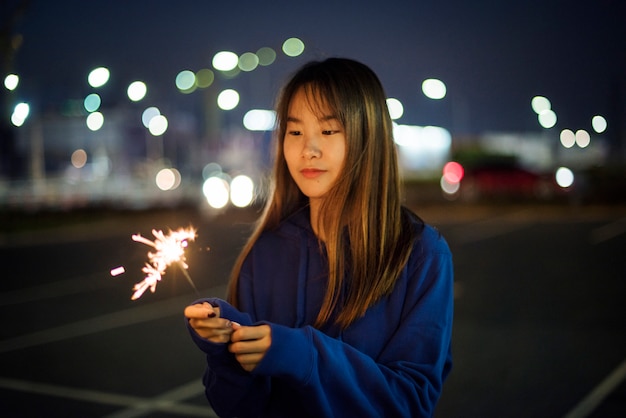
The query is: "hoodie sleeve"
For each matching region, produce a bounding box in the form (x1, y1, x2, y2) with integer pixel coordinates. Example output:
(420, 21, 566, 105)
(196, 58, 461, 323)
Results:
(251, 238, 454, 418)
(185, 297, 272, 417)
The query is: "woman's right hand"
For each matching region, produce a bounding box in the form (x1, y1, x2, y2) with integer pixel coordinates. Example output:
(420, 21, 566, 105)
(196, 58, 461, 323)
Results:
(184, 302, 234, 343)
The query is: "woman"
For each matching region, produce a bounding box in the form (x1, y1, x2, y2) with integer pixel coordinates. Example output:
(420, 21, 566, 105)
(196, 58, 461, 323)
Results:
(185, 57, 453, 417)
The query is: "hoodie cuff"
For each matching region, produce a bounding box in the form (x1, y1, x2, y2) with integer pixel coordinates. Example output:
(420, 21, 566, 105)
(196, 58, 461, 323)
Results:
(253, 323, 314, 384)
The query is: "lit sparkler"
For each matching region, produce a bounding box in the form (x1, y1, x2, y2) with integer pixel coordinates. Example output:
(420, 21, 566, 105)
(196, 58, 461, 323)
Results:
(127, 226, 200, 300)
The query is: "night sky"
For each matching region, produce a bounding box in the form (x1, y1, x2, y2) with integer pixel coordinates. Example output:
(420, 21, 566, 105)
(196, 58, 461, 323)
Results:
(7, 0, 626, 135)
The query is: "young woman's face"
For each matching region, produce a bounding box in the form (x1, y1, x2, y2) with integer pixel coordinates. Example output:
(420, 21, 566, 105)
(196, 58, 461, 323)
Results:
(283, 88, 346, 205)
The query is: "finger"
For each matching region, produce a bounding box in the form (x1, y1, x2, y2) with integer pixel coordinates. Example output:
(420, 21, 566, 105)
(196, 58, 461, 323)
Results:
(184, 304, 219, 319)
(230, 324, 269, 343)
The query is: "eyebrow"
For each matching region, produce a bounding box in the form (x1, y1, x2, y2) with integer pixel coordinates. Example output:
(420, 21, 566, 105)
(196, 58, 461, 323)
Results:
(286, 115, 338, 123)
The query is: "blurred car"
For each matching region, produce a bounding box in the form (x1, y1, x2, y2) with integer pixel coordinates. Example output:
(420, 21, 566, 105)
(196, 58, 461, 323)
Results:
(459, 160, 559, 202)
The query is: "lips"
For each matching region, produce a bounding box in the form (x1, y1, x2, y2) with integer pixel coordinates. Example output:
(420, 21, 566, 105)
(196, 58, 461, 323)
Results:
(300, 168, 326, 179)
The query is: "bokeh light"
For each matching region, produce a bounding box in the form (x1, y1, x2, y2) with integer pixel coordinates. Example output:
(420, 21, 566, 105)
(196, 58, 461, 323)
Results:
(282, 37, 305, 57)
(257, 47, 276, 66)
(243, 109, 276, 131)
(86, 111, 104, 131)
(422, 79, 446, 99)
(203, 176, 230, 209)
(88, 67, 110, 88)
(440, 176, 461, 195)
(386, 98, 404, 120)
(127, 81, 147, 101)
(142, 107, 160, 128)
(155, 168, 181, 191)
(538, 109, 557, 128)
(239, 52, 259, 71)
(176, 70, 196, 92)
(71, 149, 88, 168)
(442, 161, 464, 183)
(575, 129, 590, 148)
(148, 114, 168, 136)
(230, 175, 254, 207)
(555, 167, 574, 188)
(531, 96, 551, 114)
(11, 102, 30, 127)
(591, 115, 607, 133)
(217, 89, 240, 110)
(4, 74, 19, 90)
(212, 51, 239, 71)
(84, 93, 101, 112)
(560, 129, 576, 148)
(196, 69, 215, 88)
(202, 162, 223, 179)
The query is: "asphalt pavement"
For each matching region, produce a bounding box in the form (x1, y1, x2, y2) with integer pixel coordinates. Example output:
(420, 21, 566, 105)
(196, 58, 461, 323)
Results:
(0, 202, 625, 417)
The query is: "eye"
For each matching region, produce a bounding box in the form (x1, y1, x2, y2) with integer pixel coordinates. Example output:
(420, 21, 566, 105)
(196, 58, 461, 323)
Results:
(287, 130, 302, 136)
(322, 130, 339, 135)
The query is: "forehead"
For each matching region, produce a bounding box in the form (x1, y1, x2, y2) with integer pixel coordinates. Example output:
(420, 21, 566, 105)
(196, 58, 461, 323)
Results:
(287, 86, 335, 118)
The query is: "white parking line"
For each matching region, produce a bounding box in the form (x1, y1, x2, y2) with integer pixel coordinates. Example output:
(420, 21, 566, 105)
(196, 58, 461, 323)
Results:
(0, 272, 113, 307)
(562, 358, 626, 418)
(0, 284, 227, 354)
(104, 380, 216, 418)
(0, 377, 215, 417)
(589, 217, 626, 244)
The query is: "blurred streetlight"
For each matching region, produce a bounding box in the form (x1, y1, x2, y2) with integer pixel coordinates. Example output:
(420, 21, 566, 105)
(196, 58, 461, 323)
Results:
(11, 102, 29, 126)
(127, 81, 147, 101)
(282, 38, 305, 57)
(212, 51, 239, 71)
(217, 89, 240, 110)
(4, 74, 19, 90)
(422, 79, 447, 100)
(88, 67, 110, 88)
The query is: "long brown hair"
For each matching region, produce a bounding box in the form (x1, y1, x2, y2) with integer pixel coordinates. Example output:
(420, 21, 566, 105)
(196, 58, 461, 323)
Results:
(228, 58, 417, 328)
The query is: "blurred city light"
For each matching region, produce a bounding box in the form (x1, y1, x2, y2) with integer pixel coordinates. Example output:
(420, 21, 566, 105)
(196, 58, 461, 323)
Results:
(230, 175, 254, 207)
(195, 69, 215, 88)
(591, 115, 607, 133)
(142, 107, 160, 128)
(393, 123, 451, 172)
(86, 111, 104, 131)
(84, 93, 101, 112)
(243, 109, 276, 131)
(560, 129, 576, 148)
(443, 161, 464, 183)
(238, 52, 259, 71)
(440, 161, 464, 197)
(4, 74, 19, 90)
(282, 37, 305, 57)
(155, 168, 181, 191)
(217, 89, 240, 110)
(531, 96, 551, 114)
(202, 162, 223, 179)
(203, 176, 230, 208)
(538, 109, 557, 128)
(575, 129, 591, 148)
(212, 51, 239, 71)
(88, 67, 110, 88)
(422, 79, 446, 99)
(176, 70, 196, 92)
(256, 47, 276, 65)
(11, 102, 30, 127)
(440, 176, 461, 195)
(555, 166, 574, 188)
(71, 149, 88, 168)
(148, 114, 168, 136)
(386, 98, 404, 120)
(127, 81, 147, 101)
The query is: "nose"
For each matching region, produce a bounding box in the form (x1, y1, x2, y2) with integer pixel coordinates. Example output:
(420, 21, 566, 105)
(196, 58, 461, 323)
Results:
(302, 136, 321, 159)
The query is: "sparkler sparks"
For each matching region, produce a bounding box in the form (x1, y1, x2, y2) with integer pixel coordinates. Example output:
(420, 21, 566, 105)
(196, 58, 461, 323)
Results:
(126, 226, 200, 300)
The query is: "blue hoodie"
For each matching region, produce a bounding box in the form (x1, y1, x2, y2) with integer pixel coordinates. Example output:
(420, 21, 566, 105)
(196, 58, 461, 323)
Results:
(187, 208, 453, 417)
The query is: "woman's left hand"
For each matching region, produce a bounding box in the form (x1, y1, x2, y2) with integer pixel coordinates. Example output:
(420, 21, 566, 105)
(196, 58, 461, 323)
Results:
(229, 323, 272, 372)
